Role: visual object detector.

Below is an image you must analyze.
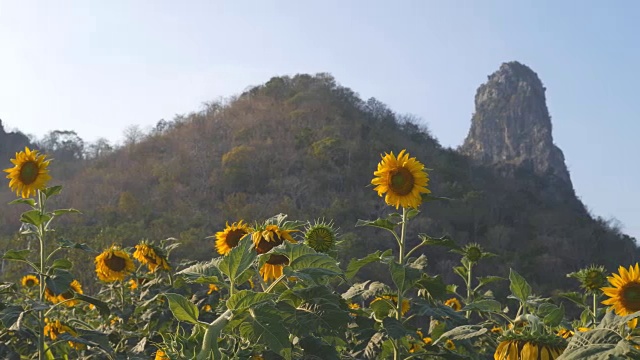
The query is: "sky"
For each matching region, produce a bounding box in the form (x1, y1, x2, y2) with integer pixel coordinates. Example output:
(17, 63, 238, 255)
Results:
(1, 1, 639, 238)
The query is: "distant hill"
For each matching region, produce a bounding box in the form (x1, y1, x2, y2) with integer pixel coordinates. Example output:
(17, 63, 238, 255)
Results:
(0, 69, 636, 295)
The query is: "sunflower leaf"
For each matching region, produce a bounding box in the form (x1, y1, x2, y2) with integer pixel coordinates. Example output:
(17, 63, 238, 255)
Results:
(42, 185, 63, 198)
(543, 304, 564, 327)
(165, 293, 199, 325)
(289, 253, 343, 277)
(286, 286, 350, 336)
(355, 218, 397, 232)
(389, 261, 421, 295)
(418, 234, 459, 250)
(414, 275, 447, 300)
(55, 238, 96, 252)
(52, 208, 81, 217)
(75, 293, 110, 318)
(509, 269, 532, 304)
(462, 299, 502, 313)
(2, 249, 31, 261)
(346, 250, 392, 279)
(434, 325, 487, 343)
(8, 198, 36, 207)
(382, 317, 410, 339)
(20, 210, 50, 227)
(50, 258, 73, 270)
(45, 270, 74, 295)
(239, 304, 291, 359)
(218, 235, 256, 284)
(226, 290, 276, 312)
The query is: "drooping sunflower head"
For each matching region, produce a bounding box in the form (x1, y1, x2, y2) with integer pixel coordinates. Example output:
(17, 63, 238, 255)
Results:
(568, 264, 608, 294)
(494, 333, 566, 360)
(214, 220, 252, 255)
(444, 297, 463, 311)
(44, 318, 84, 350)
(252, 214, 301, 282)
(304, 219, 339, 253)
(371, 149, 430, 209)
(155, 349, 170, 360)
(133, 241, 170, 273)
(57, 280, 83, 307)
(4, 147, 52, 198)
(95, 245, 135, 282)
(21, 274, 39, 288)
(602, 263, 640, 318)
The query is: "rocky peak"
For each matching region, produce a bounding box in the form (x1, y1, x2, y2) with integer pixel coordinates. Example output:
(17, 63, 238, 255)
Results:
(460, 61, 572, 186)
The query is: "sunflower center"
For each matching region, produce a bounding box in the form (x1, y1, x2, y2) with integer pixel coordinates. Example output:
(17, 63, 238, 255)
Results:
(105, 255, 126, 272)
(266, 254, 289, 265)
(226, 229, 247, 248)
(307, 228, 334, 251)
(256, 233, 283, 254)
(19, 161, 40, 185)
(390, 167, 415, 196)
(25, 279, 36, 286)
(622, 283, 640, 311)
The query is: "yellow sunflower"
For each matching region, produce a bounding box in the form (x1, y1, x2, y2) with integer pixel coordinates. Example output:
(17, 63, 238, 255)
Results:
(444, 339, 456, 350)
(371, 149, 430, 209)
(602, 263, 640, 329)
(44, 318, 84, 350)
(214, 220, 252, 255)
(4, 147, 52, 198)
(155, 350, 170, 360)
(207, 284, 219, 294)
(44, 287, 59, 304)
(252, 224, 297, 282)
(57, 280, 83, 307)
(95, 245, 135, 282)
(21, 274, 39, 288)
(133, 242, 170, 273)
(445, 297, 462, 311)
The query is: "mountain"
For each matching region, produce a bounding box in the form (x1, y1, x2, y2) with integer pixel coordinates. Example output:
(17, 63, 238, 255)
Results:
(462, 62, 571, 186)
(0, 70, 636, 295)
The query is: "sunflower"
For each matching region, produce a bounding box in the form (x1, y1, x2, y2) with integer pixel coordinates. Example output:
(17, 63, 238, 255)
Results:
(44, 318, 84, 350)
(207, 284, 219, 294)
(44, 287, 59, 304)
(444, 339, 456, 351)
(214, 220, 252, 255)
(304, 219, 339, 252)
(494, 336, 565, 360)
(133, 242, 170, 273)
(371, 294, 411, 316)
(568, 264, 608, 294)
(371, 149, 430, 209)
(445, 297, 462, 311)
(128, 279, 138, 291)
(155, 350, 170, 360)
(602, 263, 640, 321)
(348, 302, 361, 310)
(557, 328, 574, 339)
(57, 280, 83, 307)
(95, 245, 135, 282)
(4, 147, 51, 198)
(21, 274, 39, 288)
(252, 224, 297, 282)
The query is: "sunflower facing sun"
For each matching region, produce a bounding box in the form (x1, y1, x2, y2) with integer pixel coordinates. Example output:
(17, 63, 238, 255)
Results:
(252, 224, 297, 282)
(21, 274, 39, 288)
(95, 245, 135, 282)
(214, 220, 252, 255)
(4, 147, 52, 198)
(602, 263, 640, 324)
(371, 149, 430, 209)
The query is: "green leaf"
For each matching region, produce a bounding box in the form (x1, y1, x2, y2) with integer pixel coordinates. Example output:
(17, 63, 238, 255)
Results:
(415, 275, 447, 300)
(509, 269, 532, 304)
(0, 306, 23, 328)
(20, 210, 50, 226)
(58, 329, 114, 355)
(462, 299, 502, 313)
(165, 293, 199, 325)
(218, 235, 256, 283)
(75, 293, 110, 317)
(559, 291, 587, 307)
(299, 335, 340, 360)
(382, 317, 410, 339)
(346, 250, 392, 279)
(2, 249, 30, 261)
(289, 253, 343, 277)
(418, 234, 459, 250)
(476, 276, 505, 288)
(8, 198, 36, 207)
(543, 304, 564, 327)
(239, 304, 291, 359)
(45, 270, 74, 295)
(355, 218, 397, 232)
(405, 208, 420, 220)
(389, 261, 421, 295)
(55, 238, 95, 252)
(436, 325, 487, 343)
(226, 290, 276, 312)
(50, 258, 73, 270)
(52, 208, 81, 216)
(177, 259, 224, 283)
(287, 286, 350, 336)
(42, 185, 62, 198)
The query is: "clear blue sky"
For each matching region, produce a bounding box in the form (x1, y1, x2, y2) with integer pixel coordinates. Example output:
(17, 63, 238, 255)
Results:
(1, 1, 639, 238)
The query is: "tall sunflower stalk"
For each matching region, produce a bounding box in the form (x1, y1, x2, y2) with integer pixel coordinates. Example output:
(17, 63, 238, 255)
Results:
(371, 149, 430, 360)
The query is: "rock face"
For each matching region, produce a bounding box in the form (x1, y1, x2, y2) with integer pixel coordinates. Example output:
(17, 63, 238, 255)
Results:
(461, 62, 572, 186)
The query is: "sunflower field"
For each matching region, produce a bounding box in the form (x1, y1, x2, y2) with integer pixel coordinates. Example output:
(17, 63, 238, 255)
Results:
(2, 147, 640, 360)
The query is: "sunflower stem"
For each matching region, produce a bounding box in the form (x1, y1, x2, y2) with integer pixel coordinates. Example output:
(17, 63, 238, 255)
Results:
(592, 293, 597, 321)
(265, 274, 286, 293)
(466, 262, 473, 319)
(37, 190, 46, 360)
(393, 207, 409, 359)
